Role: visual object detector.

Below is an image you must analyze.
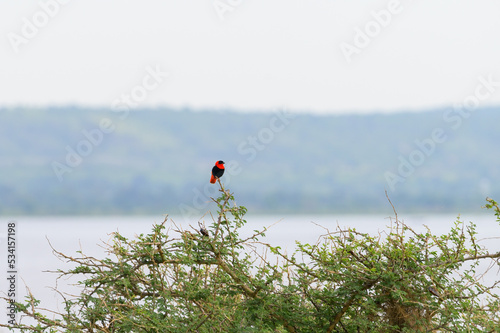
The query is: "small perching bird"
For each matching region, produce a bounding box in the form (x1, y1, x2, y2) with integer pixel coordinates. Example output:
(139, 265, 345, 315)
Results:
(428, 286, 441, 298)
(210, 160, 225, 184)
(198, 222, 209, 237)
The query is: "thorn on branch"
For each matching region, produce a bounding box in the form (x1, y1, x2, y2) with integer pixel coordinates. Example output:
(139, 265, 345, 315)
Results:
(385, 189, 398, 223)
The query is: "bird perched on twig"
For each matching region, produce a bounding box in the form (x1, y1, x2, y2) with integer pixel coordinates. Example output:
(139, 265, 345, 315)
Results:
(428, 286, 441, 298)
(210, 160, 225, 184)
(198, 222, 209, 237)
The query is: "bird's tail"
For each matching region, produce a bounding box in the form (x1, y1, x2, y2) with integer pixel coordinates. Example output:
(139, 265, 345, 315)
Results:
(210, 174, 217, 184)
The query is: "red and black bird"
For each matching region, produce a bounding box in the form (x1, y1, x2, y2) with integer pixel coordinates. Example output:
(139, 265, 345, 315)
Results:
(210, 160, 225, 184)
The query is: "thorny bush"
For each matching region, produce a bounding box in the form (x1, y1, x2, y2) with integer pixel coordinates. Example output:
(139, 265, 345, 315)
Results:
(2, 185, 500, 332)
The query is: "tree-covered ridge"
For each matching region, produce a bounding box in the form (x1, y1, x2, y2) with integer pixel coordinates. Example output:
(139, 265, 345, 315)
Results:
(2, 186, 500, 332)
(0, 106, 499, 215)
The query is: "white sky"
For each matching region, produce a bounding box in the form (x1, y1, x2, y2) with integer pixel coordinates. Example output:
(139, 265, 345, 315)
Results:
(1, 0, 500, 114)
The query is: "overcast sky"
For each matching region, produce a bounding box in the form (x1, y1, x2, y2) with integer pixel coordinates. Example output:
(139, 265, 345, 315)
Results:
(1, 1, 499, 114)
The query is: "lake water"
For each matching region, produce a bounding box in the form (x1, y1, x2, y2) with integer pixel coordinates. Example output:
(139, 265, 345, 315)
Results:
(1, 213, 499, 328)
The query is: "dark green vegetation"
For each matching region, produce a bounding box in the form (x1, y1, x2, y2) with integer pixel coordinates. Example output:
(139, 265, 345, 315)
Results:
(3, 188, 500, 332)
(0, 106, 499, 215)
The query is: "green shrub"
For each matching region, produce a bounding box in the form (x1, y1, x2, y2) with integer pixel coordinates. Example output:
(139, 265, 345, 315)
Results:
(2, 187, 500, 332)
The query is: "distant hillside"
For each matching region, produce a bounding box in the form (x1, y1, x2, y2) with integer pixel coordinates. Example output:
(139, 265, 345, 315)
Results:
(0, 106, 498, 216)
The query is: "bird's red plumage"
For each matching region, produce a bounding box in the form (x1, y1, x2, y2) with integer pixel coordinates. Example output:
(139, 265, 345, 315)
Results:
(210, 160, 225, 184)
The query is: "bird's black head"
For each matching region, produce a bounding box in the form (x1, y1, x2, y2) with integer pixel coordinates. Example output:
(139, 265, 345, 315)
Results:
(218, 160, 225, 165)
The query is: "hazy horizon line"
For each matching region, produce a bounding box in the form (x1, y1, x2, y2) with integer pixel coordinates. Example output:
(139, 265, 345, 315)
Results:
(2, 103, 498, 116)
